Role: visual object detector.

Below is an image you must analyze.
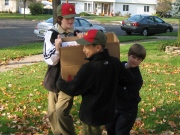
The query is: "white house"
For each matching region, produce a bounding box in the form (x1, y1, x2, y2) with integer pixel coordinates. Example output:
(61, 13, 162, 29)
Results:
(61, 0, 157, 16)
(0, 0, 19, 13)
(0, 0, 157, 16)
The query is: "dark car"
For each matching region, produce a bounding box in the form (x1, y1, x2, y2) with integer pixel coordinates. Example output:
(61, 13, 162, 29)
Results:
(121, 14, 173, 36)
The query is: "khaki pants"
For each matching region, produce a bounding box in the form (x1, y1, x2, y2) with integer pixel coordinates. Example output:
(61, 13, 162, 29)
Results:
(48, 91, 76, 135)
(82, 121, 102, 135)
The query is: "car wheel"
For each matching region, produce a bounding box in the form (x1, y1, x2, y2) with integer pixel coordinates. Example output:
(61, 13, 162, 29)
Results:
(141, 28, 149, 36)
(165, 28, 171, 33)
(126, 31, 132, 35)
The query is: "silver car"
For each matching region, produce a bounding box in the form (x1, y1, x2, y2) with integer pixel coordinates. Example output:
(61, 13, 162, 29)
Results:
(34, 17, 106, 38)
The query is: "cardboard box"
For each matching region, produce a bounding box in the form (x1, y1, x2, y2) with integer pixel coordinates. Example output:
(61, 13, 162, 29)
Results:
(60, 32, 120, 81)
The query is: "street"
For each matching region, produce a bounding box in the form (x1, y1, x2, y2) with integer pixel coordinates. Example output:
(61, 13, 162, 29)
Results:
(0, 19, 178, 48)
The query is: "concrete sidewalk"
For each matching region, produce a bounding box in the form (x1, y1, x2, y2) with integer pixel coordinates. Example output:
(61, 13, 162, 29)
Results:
(0, 54, 43, 72)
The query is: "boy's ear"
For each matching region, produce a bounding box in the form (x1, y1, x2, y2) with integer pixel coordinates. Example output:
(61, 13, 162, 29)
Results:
(96, 45, 102, 52)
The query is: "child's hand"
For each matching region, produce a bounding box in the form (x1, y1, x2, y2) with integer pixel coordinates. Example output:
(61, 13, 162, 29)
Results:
(77, 32, 85, 38)
(55, 35, 62, 51)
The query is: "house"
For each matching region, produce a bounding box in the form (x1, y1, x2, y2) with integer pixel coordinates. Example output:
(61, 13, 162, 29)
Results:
(0, 0, 32, 14)
(0, 0, 19, 13)
(0, 0, 157, 16)
(61, 0, 157, 16)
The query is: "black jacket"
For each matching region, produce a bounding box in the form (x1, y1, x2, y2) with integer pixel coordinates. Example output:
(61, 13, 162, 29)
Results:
(116, 61, 143, 110)
(56, 49, 124, 126)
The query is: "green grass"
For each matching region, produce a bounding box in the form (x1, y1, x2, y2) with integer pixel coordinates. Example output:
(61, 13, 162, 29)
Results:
(83, 16, 179, 25)
(0, 13, 179, 24)
(83, 16, 128, 23)
(0, 43, 43, 62)
(155, 31, 178, 36)
(118, 35, 157, 42)
(0, 39, 180, 134)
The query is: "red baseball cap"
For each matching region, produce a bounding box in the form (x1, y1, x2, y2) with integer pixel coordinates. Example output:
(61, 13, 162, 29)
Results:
(56, 3, 79, 18)
(76, 29, 107, 46)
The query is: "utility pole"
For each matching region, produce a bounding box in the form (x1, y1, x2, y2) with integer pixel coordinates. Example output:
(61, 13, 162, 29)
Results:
(52, 0, 61, 24)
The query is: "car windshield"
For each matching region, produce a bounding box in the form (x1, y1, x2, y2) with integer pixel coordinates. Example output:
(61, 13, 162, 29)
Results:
(128, 15, 145, 21)
(46, 18, 53, 23)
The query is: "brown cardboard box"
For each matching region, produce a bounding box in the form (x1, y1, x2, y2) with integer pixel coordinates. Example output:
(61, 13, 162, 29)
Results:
(60, 32, 120, 81)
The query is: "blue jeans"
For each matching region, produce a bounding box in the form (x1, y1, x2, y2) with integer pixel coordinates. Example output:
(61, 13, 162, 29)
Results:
(105, 107, 138, 135)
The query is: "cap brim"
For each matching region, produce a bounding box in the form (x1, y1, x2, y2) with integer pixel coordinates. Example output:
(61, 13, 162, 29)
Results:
(76, 38, 92, 45)
(63, 14, 80, 18)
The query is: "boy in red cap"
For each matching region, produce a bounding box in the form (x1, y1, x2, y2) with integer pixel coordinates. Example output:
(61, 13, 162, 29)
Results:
(43, 3, 79, 135)
(56, 29, 128, 135)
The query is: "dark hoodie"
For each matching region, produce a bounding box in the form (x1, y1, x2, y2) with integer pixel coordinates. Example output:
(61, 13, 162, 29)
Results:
(116, 61, 143, 111)
(56, 49, 126, 126)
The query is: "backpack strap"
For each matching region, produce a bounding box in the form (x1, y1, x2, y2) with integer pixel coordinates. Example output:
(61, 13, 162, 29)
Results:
(48, 29, 60, 44)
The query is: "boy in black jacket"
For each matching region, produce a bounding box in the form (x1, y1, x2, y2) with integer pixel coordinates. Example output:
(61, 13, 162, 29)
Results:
(56, 29, 125, 135)
(105, 44, 146, 135)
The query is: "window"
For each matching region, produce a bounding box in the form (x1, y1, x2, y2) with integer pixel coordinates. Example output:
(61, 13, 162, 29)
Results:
(79, 19, 90, 27)
(5, 0, 9, 6)
(74, 19, 80, 27)
(123, 5, 129, 11)
(154, 17, 163, 23)
(84, 3, 87, 11)
(144, 6, 149, 12)
(147, 17, 154, 23)
(84, 3, 91, 12)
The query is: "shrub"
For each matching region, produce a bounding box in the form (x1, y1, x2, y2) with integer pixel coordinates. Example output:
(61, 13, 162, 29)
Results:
(115, 11, 121, 16)
(124, 12, 131, 18)
(79, 12, 90, 16)
(158, 41, 180, 51)
(28, 2, 43, 15)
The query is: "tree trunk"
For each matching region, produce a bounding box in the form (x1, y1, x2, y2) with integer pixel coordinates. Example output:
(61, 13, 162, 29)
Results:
(53, 0, 61, 25)
(178, 19, 180, 43)
(24, 0, 26, 18)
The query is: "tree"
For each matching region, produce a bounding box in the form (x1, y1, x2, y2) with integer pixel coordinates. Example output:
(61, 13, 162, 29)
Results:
(53, 0, 61, 24)
(23, 0, 27, 18)
(172, 0, 180, 43)
(155, 0, 172, 17)
(22, 0, 34, 18)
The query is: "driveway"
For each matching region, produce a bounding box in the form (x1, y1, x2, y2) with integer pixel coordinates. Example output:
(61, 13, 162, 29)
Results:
(0, 19, 178, 48)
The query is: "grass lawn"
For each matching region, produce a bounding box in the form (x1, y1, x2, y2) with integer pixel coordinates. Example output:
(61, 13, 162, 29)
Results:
(0, 38, 180, 134)
(0, 13, 179, 25)
(0, 13, 179, 134)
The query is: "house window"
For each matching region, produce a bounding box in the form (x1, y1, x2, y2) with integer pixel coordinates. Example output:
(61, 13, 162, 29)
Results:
(144, 6, 149, 12)
(5, 0, 9, 5)
(84, 3, 91, 12)
(123, 5, 129, 11)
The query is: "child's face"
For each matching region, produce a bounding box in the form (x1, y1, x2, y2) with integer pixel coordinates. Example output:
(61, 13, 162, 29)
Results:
(83, 45, 100, 58)
(61, 17, 74, 30)
(128, 55, 143, 68)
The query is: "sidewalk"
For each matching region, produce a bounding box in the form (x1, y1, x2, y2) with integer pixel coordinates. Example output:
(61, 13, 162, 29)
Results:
(0, 54, 43, 72)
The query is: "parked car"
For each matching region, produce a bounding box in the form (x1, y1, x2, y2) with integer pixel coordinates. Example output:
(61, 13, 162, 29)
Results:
(121, 14, 173, 36)
(34, 17, 106, 38)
